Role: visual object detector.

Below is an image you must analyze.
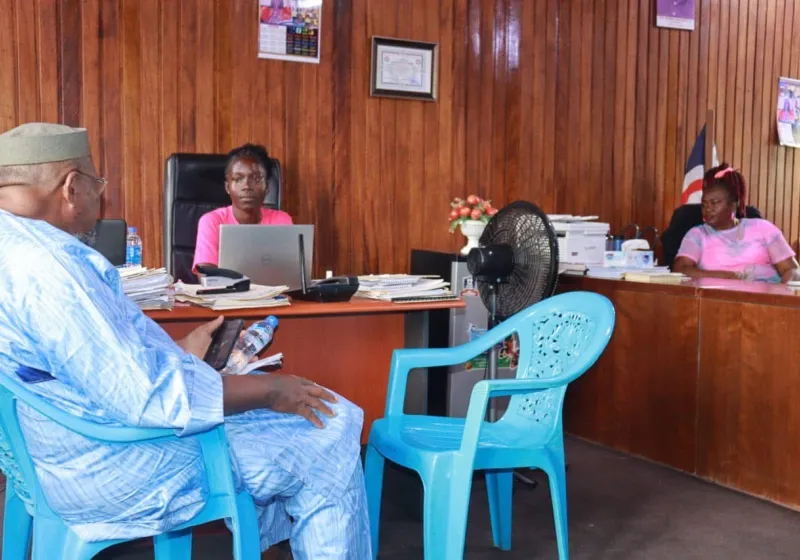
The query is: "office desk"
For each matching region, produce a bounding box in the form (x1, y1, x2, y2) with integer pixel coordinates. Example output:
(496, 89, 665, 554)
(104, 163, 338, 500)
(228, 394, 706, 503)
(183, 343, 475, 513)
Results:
(558, 276, 800, 509)
(147, 298, 464, 444)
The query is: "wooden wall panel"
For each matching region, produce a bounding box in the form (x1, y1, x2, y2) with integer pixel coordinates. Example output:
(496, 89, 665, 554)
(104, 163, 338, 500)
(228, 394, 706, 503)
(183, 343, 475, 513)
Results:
(697, 298, 800, 506)
(3, 0, 800, 273)
(561, 280, 700, 473)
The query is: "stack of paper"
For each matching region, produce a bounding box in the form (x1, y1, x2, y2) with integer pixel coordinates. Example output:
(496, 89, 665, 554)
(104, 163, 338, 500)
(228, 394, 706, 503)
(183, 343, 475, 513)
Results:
(586, 266, 672, 280)
(118, 266, 174, 310)
(623, 271, 688, 284)
(174, 283, 291, 311)
(357, 274, 457, 302)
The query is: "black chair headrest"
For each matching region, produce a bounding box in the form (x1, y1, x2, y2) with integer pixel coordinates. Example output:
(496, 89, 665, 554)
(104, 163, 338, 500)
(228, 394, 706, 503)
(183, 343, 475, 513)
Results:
(165, 153, 281, 208)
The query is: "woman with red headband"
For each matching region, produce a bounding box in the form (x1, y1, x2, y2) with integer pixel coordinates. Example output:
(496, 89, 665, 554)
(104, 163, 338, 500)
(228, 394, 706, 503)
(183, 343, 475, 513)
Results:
(673, 163, 799, 282)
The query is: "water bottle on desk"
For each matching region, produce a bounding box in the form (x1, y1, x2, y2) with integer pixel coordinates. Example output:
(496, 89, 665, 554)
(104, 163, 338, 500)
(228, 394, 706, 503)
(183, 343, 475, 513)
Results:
(126, 226, 142, 266)
(221, 316, 279, 375)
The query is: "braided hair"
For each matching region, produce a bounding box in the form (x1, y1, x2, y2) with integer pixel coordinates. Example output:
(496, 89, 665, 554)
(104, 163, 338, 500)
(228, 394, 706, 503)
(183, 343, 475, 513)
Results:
(703, 162, 747, 219)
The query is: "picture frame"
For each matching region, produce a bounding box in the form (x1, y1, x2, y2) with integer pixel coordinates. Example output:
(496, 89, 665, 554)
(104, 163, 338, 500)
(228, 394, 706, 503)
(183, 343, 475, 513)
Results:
(655, 0, 696, 31)
(370, 36, 439, 101)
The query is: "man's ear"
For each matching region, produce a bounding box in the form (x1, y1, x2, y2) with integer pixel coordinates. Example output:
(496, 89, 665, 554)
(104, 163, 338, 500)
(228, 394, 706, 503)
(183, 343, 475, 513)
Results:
(225, 180, 232, 196)
(60, 170, 78, 206)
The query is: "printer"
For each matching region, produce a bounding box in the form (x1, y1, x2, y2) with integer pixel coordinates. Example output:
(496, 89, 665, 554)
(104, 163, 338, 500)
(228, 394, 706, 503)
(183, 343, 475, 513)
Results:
(548, 215, 610, 265)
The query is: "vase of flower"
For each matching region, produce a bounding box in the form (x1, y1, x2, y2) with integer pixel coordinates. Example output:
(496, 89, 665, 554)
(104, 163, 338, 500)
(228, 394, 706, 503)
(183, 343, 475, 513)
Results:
(449, 194, 498, 256)
(459, 219, 486, 255)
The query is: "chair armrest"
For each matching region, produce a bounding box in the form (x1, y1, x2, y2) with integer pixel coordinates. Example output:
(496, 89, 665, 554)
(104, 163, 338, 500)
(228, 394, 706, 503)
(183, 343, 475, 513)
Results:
(0, 377, 178, 443)
(384, 322, 523, 417)
(458, 378, 555, 456)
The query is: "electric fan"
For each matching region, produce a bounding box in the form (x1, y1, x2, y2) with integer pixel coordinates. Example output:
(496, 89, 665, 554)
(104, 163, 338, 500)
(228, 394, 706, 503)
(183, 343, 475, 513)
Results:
(466, 200, 560, 421)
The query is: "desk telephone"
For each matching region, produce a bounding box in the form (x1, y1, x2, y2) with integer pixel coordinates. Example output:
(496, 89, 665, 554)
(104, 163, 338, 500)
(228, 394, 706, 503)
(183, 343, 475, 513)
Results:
(287, 275, 359, 303)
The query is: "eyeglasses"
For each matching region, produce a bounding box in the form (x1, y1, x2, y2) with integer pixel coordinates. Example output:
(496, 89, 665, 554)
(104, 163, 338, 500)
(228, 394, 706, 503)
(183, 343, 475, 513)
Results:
(73, 169, 108, 194)
(229, 173, 266, 187)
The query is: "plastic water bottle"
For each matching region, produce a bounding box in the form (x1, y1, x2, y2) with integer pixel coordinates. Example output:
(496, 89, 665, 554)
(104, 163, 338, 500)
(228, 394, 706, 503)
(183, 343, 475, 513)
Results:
(221, 316, 279, 375)
(126, 226, 142, 266)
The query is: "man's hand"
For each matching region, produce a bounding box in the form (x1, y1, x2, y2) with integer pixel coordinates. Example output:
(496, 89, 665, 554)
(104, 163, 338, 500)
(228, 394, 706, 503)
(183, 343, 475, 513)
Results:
(262, 374, 338, 428)
(177, 316, 224, 359)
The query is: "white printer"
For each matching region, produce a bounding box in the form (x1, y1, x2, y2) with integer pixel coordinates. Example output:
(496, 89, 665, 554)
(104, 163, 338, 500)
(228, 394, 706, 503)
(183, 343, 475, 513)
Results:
(548, 215, 610, 265)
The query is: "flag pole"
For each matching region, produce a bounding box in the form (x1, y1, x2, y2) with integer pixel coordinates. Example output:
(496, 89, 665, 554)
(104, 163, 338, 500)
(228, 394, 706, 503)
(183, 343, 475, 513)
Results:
(705, 109, 715, 169)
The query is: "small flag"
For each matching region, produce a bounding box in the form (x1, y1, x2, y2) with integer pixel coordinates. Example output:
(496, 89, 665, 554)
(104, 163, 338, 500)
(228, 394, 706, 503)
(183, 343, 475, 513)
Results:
(680, 125, 719, 205)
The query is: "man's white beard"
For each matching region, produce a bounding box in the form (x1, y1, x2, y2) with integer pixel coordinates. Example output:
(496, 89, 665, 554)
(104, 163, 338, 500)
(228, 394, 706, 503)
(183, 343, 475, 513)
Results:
(74, 226, 97, 247)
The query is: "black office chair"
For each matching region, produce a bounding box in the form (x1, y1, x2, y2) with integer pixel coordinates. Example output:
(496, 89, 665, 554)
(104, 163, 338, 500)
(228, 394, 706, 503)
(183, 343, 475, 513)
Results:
(94, 219, 128, 266)
(79, 218, 128, 266)
(162, 153, 283, 283)
(661, 203, 762, 269)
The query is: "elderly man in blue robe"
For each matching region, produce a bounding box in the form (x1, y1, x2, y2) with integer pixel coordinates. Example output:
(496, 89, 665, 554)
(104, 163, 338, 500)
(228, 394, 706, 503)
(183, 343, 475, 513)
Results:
(0, 123, 371, 559)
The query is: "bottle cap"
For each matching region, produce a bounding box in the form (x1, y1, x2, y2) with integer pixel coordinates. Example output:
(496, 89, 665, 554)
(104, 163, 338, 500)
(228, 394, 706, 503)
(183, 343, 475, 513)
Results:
(265, 316, 278, 328)
(127, 226, 137, 234)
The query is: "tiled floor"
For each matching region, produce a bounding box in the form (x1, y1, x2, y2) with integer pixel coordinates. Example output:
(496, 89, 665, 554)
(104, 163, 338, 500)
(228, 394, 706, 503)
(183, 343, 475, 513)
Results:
(5, 437, 800, 559)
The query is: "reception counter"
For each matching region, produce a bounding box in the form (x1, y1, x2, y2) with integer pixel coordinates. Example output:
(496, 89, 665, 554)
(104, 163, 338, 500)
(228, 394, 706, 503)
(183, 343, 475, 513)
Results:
(558, 275, 800, 509)
(146, 297, 464, 444)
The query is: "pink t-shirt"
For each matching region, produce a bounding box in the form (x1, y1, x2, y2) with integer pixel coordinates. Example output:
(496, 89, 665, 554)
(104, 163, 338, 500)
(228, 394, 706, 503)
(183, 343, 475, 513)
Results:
(676, 218, 795, 282)
(192, 206, 293, 273)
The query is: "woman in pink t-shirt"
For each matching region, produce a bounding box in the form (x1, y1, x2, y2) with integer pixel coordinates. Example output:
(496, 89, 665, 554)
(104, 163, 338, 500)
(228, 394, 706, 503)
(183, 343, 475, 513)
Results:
(673, 163, 799, 283)
(192, 143, 293, 274)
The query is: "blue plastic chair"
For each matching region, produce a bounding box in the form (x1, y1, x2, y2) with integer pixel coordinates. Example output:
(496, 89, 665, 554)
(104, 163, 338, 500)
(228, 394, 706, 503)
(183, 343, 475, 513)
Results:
(0, 373, 261, 560)
(365, 291, 615, 559)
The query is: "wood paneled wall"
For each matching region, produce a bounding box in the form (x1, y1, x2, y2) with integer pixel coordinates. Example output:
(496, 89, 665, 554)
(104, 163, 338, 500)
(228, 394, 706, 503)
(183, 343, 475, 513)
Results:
(1, 0, 800, 273)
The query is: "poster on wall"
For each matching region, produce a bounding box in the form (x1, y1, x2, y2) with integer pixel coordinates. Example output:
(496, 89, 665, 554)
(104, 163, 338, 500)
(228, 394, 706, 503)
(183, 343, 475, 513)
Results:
(258, 0, 322, 64)
(655, 0, 696, 31)
(777, 77, 800, 148)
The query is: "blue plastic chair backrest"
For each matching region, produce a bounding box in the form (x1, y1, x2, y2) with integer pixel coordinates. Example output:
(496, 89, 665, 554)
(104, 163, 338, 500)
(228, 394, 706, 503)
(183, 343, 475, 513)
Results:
(0, 384, 38, 513)
(0, 372, 186, 521)
(500, 292, 615, 436)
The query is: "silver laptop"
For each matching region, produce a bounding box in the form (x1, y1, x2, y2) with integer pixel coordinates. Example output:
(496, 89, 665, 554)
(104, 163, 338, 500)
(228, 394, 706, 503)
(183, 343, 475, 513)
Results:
(218, 225, 314, 289)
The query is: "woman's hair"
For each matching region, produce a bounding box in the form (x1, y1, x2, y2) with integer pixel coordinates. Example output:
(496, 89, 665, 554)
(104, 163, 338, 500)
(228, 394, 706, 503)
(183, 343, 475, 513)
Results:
(703, 162, 747, 218)
(225, 143, 271, 177)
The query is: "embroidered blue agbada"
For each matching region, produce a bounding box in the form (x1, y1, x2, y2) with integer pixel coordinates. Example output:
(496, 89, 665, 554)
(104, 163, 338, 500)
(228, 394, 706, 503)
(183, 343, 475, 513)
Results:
(0, 209, 370, 558)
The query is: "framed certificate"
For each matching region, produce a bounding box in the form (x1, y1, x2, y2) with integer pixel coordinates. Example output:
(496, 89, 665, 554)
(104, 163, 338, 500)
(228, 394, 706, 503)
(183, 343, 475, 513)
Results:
(655, 0, 696, 31)
(370, 37, 439, 101)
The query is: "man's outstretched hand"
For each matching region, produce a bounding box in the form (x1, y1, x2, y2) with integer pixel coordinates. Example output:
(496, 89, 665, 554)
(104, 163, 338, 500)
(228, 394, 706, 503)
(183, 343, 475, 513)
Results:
(222, 373, 338, 428)
(263, 374, 338, 428)
(178, 316, 224, 359)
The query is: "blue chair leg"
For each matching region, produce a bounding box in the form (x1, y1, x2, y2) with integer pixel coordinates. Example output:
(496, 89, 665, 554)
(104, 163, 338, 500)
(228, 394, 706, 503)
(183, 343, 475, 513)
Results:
(544, 459, 569, 560)
(231, 491, 262, 560)
(364, 443, 385, 560)
(422, 462, 473, 560)
(30, 519, 68, 560)
(3, 487, 32, 560)
(485, 470, 513, 551)
(153, 527, 193, 559)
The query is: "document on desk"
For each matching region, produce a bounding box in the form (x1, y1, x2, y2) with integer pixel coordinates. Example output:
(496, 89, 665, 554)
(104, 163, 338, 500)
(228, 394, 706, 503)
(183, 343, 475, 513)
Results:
(118, 266, 174, 310)
(357, 276, 454, 301)
(229, 353, 284, 375)
(174, 283, 291, 311)
(357, 274, 440, 289)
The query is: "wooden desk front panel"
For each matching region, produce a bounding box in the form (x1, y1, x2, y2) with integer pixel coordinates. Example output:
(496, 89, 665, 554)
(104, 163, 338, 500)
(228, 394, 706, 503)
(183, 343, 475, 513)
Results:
(562, 282, 699, 472)
(697, 298, 800, 507)
(158, 313, 405, 443)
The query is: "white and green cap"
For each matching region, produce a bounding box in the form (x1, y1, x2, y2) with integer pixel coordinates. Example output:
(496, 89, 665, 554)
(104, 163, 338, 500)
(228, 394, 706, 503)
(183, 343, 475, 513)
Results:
(0, 122, 90, 166)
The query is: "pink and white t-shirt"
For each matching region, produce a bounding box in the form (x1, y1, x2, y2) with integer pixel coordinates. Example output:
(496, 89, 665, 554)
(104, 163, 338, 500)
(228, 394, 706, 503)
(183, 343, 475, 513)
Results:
(676, 218, 795, 282)
(192, 206, 293, 273)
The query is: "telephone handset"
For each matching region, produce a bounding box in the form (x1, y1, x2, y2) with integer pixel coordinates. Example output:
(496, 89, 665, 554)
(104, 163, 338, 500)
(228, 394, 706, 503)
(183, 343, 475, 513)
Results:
(313, 276, 359, 287)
